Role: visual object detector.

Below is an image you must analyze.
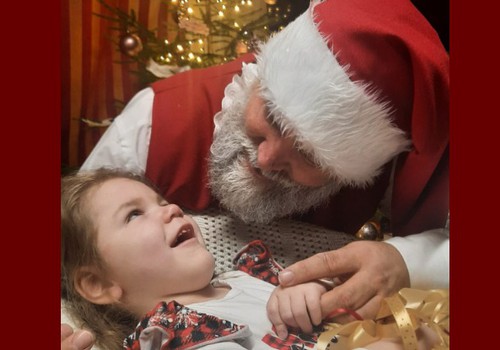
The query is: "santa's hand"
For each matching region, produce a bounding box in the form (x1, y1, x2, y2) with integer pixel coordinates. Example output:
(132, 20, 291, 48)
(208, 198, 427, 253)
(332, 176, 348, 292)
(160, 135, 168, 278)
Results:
(278, 241, 410, 322)
(61, 323, 95, 350)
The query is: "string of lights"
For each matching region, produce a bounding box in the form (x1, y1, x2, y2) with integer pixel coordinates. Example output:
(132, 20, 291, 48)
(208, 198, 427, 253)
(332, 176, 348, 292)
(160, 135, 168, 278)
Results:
(96, 0, 293, 83)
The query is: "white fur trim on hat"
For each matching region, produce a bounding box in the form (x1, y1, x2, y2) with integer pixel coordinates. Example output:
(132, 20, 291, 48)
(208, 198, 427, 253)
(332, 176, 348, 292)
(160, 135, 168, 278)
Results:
(255, 3, 410, 187)
(214, 62, 258, 135)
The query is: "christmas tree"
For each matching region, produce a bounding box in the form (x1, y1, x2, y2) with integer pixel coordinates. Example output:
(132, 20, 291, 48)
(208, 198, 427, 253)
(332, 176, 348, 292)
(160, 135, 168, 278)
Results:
(95, 0, 293, 84)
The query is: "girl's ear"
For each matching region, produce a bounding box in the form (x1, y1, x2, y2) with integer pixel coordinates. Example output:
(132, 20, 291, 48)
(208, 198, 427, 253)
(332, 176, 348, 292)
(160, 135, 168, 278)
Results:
(74, 266, 123, 305)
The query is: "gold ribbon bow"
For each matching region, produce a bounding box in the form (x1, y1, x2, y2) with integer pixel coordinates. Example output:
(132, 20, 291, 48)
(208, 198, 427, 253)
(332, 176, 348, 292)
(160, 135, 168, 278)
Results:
(317, 288, 449, 350)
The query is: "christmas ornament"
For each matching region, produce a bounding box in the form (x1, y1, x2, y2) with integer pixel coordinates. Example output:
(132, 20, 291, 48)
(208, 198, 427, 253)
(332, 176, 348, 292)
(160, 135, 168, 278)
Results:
(119, 33, 143, 56)
(355, 221, 382, 240)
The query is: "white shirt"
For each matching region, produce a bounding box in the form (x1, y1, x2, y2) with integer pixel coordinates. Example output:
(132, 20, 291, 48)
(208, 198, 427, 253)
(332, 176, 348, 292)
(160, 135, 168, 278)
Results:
(188, 271, 280, 350)
(80, 87, 154, 174)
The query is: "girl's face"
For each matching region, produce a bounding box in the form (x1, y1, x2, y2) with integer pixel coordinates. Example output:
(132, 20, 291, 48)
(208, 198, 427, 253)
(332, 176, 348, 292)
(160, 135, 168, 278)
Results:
(88, 178, 215, 311)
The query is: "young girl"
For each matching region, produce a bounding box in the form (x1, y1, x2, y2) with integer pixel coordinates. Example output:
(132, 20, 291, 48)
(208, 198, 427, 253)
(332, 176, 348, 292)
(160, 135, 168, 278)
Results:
(62, 168, 443, 350)
(61, 168, 328, 350)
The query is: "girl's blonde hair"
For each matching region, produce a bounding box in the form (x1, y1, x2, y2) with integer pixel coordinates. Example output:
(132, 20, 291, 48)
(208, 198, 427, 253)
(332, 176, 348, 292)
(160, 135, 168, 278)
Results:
(61, 168, 156, 350)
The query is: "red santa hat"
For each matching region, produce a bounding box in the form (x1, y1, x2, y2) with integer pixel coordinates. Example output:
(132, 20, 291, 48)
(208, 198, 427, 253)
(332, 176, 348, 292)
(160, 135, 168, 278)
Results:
(254, 0, 449, 191)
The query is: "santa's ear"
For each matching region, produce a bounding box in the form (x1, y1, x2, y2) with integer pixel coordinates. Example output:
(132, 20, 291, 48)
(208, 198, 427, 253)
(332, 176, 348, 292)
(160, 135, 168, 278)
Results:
(74, 266, 123, 305)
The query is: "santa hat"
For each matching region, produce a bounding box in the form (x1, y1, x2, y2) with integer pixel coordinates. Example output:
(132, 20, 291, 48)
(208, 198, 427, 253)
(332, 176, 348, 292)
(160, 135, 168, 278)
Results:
(254, 0, 448, 190)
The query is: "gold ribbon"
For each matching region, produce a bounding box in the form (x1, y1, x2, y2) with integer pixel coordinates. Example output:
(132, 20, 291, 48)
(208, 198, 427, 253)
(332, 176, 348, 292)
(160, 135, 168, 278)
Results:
(317, 288, 449, 350)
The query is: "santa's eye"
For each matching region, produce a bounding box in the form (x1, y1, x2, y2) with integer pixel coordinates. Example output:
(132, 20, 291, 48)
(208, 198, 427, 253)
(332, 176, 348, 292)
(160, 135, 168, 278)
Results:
(297, 147, 320, 168)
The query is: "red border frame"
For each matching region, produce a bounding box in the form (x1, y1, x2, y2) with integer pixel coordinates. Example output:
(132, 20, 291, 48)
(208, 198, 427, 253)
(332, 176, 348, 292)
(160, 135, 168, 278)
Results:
(4, 0, 485, 347)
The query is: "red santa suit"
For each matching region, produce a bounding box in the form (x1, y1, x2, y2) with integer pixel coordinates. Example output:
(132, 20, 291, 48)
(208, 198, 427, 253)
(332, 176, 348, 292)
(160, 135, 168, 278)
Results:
(81, 0, 449, 288)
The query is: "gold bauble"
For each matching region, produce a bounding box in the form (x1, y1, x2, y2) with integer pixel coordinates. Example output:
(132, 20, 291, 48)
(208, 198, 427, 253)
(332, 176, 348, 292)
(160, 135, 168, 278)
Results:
(355, 221, 382, 240)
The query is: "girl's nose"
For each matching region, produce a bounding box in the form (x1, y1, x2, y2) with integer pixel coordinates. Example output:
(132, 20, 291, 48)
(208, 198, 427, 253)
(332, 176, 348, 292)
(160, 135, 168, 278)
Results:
(161, 203, 184, 223)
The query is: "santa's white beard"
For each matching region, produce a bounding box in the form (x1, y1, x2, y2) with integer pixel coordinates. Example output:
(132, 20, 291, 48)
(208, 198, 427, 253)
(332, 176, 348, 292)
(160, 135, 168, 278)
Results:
(208, 98, 340, 224)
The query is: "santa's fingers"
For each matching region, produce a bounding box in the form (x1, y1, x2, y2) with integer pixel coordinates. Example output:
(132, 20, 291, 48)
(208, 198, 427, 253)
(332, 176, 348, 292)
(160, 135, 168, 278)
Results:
(279, 248, 360, 287)
(320, 272, 378, 320)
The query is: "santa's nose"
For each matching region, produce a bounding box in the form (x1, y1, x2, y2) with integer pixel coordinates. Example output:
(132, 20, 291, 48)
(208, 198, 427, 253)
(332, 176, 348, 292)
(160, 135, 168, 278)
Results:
(256, 137, 289, 173)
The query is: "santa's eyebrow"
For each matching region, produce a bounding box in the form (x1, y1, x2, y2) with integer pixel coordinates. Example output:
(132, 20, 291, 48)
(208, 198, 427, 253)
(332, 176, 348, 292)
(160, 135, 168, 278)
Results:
(259, 88, 291, 137)
(264, 107, 286, 136)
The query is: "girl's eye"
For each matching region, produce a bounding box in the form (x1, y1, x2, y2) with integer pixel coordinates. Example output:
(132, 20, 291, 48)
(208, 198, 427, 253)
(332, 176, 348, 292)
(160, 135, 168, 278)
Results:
(126, 209, 142, 223)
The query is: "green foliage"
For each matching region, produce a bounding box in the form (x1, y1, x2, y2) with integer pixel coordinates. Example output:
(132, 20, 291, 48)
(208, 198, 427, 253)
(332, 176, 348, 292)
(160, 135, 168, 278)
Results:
(95, 0, 284, 83)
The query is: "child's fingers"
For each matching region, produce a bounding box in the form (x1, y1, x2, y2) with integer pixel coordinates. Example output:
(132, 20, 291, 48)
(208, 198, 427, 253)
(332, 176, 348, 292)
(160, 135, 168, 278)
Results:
(290, 294, 314, 333)
(275, 323, 289, 340)
(305, 293, 323, 326)
(277, 293, 299, 329)
(267, 294, 289, 339)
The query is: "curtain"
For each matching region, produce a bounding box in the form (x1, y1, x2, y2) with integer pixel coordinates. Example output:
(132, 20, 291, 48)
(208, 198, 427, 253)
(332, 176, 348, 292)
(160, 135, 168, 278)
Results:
(61, 0, 170, 170)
